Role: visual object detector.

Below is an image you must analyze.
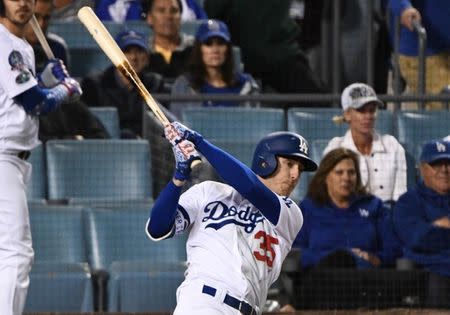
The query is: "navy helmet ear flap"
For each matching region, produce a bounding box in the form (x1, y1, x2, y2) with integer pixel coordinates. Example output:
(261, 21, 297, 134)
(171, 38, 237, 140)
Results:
(253, 151, 278, 178)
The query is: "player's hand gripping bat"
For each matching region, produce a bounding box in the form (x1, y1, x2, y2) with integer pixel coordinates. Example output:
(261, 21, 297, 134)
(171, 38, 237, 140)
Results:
(77, 7, 201, 166)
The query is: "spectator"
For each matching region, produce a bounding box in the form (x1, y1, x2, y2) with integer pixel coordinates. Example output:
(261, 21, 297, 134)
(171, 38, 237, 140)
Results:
(23, 0, 69, 69)
(52, 0, 95, 22)
(170, 19, 260, 118)
(180, 0, 207, 21)
(393, 139, 450, 308)
(291, 148, 401, 310)
(95, 0, 143, 22)
(295, 148, 401, 269)
(204, 0, 326, 96)
(23, 0, 108, 141)
(324, 83, 407, 204)
(388, 0, 450, 110)
(81, 29, 167, 138)
(142, 0, 194, 83)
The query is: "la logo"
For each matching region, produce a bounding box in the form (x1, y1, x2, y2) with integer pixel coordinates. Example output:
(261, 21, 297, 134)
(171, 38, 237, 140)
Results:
(299, 138, 308, 154)
(436, 142, 446, 152)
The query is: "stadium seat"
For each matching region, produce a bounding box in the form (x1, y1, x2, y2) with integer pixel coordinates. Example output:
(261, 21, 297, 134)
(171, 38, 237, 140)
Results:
(396, 110, 450, 160)
(29, 205, 87, 262)
(287, 108, 395, 145)
(85, 207, 186, 271)
(89, 107, 120, 139)
(85, 207, 187, 311)
(181, 107, 285, 166)
(25, 205, 94, 312)
(46, 139, 152, 202)
(27, 143, 46, 202)
(108, 261, 185, 312)
(48, 21, 123, 76)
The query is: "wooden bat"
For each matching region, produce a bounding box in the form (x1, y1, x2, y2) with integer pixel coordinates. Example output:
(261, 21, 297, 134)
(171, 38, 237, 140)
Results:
(77, 6, 169, 125)
(77, 7, 201, 166)
(29, 15, 55, 59)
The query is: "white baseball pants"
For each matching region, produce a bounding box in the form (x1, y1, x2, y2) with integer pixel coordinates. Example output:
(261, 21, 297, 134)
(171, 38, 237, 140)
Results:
(0, 156, 34, 315)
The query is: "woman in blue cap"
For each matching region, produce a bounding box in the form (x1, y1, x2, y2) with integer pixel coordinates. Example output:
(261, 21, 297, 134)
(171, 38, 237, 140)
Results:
(170, 19, 260, 118)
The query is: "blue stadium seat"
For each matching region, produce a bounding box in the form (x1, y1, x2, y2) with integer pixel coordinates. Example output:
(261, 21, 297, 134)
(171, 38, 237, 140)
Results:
(108, 261, 185, 312)
(46, 139, 151, 202)
(29, 205, 87, 262)
(85, 207, 187, 312)
(48, 21, 123, 76)
(89, 107, 120, 139)
(27, 143, 46, 202)
(25, 205, 94, 312)
(287, 108, 395, 145)
(181, 107, 285, 166)
(85, 207, 186, 271)
(25, 262, 93, 312)
(396, 110, 450, 160)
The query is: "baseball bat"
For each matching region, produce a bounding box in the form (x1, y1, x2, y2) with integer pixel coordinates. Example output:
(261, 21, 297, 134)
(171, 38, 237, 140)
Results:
(77, 6, 169, 125)
(29, 15, 55, 59)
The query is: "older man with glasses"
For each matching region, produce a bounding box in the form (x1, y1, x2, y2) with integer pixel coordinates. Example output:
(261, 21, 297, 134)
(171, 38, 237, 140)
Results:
(393, 139, 450, 308)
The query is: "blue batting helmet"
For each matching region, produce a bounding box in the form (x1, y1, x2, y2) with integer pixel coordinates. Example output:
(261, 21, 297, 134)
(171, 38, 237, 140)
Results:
(251, 131, 317, 177)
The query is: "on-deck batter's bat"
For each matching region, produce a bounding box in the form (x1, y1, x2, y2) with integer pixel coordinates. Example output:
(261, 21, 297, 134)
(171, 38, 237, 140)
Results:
(77, 7, 201, 165)
(29, 15, 55, 59)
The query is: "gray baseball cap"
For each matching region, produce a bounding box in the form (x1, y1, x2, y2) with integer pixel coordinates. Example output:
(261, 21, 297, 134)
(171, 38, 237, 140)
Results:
(341, 83, 384, 111)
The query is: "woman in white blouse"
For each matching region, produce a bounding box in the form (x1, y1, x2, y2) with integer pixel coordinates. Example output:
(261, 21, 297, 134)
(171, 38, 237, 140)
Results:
(323, 83, 407, 204)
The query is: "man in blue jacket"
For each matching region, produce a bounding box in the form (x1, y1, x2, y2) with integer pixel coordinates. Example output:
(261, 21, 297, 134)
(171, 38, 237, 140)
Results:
(393, 139, 450, 308)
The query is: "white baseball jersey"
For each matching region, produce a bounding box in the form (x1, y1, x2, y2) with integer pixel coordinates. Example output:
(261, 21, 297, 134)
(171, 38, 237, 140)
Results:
(150, 180, 303, 313)
(0, 24, 39, 154)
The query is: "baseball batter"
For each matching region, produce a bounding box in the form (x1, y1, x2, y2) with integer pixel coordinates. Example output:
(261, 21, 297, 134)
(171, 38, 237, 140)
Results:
(146, 122, 317, 314)
(0, 1, 81, 314)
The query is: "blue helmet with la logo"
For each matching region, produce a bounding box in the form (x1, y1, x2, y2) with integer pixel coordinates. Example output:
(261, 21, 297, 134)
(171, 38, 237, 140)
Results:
(251, 131, 317, 178)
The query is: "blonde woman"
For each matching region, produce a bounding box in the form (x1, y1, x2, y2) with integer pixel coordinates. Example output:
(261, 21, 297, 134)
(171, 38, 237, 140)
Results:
(324, 83, 407, 204)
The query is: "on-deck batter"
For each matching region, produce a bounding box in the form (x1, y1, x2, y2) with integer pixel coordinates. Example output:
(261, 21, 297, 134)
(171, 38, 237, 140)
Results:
(0, 1, 81, 314)
(146, 122, 317, 314)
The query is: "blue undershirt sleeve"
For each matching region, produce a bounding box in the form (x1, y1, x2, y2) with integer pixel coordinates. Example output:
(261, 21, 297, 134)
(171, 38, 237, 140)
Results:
(148, 180, 182, 238)
(196, 138, 281, 225)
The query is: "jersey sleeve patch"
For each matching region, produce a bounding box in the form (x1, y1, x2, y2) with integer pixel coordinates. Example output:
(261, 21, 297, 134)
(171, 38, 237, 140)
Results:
(9, 50, 32, 84)
(174, 205, 191, 235)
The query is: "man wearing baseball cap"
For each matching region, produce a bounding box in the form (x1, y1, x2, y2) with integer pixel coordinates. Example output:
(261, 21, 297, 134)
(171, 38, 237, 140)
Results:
(323, 83, 407, 204)
(393, 139, 450, 308)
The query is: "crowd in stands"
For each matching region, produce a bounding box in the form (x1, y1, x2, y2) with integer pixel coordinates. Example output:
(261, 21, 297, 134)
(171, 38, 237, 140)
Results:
(21, 0, 450, 311)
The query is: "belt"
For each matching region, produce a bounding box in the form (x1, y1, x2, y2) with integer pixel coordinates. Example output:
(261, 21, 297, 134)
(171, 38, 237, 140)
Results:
(17, 151, 31, 160)
(202, 285, 256, 315)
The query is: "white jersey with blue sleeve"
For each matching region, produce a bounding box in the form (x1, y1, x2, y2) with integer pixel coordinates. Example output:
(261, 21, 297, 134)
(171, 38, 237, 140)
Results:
(166, 180, 303, 312)
(0, 24, 39, 154)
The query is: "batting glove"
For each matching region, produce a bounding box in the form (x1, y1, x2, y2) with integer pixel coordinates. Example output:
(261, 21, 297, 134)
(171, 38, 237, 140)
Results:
(38, 59, 69, 88)
(165, 121, 203, 146)
(61, 77, 83, 100)
(172, 140, 201, 181)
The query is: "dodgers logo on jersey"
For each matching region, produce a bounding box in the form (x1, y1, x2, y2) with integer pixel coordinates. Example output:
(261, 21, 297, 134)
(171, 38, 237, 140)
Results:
(202, 201, 265, 233)
(8, 50, 31, 84)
